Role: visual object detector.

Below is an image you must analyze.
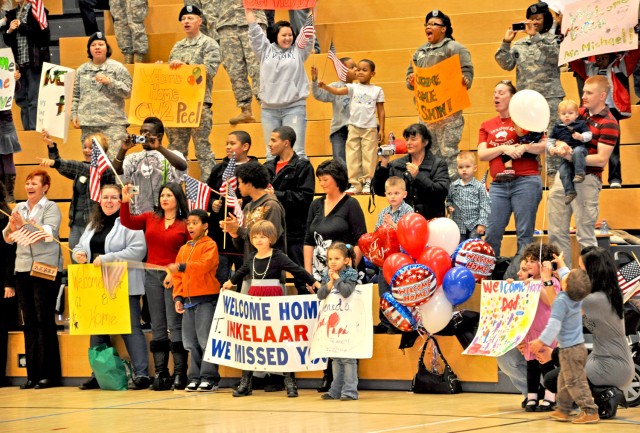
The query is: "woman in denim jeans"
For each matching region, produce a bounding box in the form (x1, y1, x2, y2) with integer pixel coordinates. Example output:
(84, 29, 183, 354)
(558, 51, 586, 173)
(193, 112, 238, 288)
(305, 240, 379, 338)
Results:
(477, 81, 546, 257)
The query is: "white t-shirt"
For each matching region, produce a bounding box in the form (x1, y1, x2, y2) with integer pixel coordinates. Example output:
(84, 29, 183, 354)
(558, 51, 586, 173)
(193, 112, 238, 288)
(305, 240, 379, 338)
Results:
(346, 83, 385, 129)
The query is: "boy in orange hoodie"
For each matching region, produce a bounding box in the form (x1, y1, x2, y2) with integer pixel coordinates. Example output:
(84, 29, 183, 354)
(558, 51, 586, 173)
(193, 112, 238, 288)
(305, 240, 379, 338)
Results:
(166, 209, 221, 392)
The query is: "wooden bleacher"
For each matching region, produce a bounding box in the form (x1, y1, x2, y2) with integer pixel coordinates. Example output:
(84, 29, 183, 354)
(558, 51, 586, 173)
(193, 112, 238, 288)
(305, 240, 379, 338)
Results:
(6, 0, 640, 387)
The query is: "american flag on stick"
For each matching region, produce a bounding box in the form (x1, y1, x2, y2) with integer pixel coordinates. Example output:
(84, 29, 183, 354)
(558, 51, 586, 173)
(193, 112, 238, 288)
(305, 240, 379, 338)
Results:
(220, 154, 244, 227)
(295, 13, 315, 49)
(89, 139, 112, 202)
(618, 259, 640, 302)
(9, 223, 49, 246)
(185, 175, 212, 211)
(328, 41, 349, 82)
(27, 0, 47, 30)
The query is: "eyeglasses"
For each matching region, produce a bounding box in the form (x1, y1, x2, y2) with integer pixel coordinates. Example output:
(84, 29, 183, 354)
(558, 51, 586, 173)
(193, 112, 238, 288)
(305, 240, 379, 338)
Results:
(424, 22, 445, 27)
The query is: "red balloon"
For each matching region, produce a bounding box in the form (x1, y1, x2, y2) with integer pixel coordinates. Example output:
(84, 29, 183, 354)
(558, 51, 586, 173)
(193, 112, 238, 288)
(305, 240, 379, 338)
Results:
(397, 213, 429, 259)
(383, 253, 414, 284)
(357, 225, 400, 267)
(418, 246, 453, 286)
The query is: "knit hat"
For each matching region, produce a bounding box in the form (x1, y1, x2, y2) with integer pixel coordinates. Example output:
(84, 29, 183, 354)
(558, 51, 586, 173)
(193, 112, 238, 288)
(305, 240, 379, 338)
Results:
(424, 10, 454, 40)
(178, 5, 202, 21)
(526, 2, 549, 18)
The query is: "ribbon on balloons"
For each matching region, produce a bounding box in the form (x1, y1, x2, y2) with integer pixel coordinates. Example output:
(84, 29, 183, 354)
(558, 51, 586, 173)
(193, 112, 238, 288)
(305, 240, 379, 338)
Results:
(382, 252, 414, 284)
(442, 267, 476, 305)
(357, 225, 401, 267)
(452, 238, 496, 282)
(380, 291, 419, 332)
(391, 263, 437, 307)
(397, 212, 429, 259)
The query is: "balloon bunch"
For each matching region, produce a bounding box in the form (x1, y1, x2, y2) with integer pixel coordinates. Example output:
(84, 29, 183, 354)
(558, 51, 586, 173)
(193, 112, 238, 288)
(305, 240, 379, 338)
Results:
(359, 213, 497, 334)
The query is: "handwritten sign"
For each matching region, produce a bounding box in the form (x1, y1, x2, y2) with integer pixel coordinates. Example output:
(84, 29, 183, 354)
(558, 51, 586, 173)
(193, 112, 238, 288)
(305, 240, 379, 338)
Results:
(243, 0, 316, 9)
(309, 284, 373, 359)
(128, 63, 207, 127)
(413, 54, 470, 123)
(463, 280, 541, 357)
(36, 62, 75, 142)
(204, 291, 327, 372)
(0, 48, 16, 112)
(68, 263, 131, 335)
(559, 0, 639, 65)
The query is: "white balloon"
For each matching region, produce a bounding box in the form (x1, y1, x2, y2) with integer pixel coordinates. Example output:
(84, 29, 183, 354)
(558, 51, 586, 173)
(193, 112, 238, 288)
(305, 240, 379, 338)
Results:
(508, 89, 550, 133)
(427, 218, 460, 255)
(417, 287, 453, 334)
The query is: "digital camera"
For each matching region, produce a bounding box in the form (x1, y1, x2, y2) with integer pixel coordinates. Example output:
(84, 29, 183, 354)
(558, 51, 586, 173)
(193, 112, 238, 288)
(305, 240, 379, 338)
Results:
(377, 144, 396, 156)
(130, 134, 146, 144)
(129, 185, 140, 195)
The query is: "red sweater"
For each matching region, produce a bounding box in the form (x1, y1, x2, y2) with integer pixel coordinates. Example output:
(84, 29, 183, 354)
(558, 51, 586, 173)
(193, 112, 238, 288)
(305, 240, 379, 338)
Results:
(120, 204, 191, 266)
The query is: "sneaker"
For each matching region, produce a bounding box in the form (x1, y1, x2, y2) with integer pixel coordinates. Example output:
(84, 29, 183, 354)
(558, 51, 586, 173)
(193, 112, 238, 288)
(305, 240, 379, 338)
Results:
(609, 181, 621, 188)
(321, 393, 337, 400)
(197, 380, 219, 392)
(361, 179, 371, 195)
(345, 186, 361, 195)
(573, 174, 585, 183)
(550, 410, 571, 422)
(564, 192, 577, 204)
(129, 375, 152, 390)
(340, 395, 358, 401)
(572, 411, 599, 424)
(186, 379, 199, 392)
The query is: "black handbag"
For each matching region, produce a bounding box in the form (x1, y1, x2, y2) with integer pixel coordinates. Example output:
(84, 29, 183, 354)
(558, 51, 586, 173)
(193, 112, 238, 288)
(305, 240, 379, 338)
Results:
(411, 335, 462, 394)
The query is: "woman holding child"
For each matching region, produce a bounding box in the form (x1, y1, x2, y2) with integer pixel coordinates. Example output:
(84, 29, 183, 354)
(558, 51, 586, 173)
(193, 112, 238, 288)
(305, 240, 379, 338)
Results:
(73, 184, 150, 390)
(478, 80, 546, 257)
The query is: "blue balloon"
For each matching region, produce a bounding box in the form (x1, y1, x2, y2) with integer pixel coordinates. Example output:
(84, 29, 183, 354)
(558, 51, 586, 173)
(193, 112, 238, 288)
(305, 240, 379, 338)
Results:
(442, 267, 476, 305)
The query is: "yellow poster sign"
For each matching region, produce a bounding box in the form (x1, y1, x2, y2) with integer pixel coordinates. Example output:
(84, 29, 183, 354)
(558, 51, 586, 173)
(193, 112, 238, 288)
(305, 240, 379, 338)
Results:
(413, 54, 470, 123)
(128, 63, 207, 127)
(68, 263, 131, 335)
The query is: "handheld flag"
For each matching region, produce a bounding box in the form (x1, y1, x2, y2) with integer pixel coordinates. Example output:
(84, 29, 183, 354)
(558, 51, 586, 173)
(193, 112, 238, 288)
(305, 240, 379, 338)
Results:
(220, 154, 244, 227)
(27, 0, 48, 30)
(328, 41, 349, 82)
(89, 139, 111, 202)
(185, 175, 213, 211)
(295, 13, 315, 49)
(9, 223, 49, 246)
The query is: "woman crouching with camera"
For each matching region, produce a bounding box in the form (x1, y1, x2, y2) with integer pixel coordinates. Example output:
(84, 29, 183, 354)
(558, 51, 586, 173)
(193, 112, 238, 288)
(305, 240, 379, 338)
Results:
(372, 123, 450, 220)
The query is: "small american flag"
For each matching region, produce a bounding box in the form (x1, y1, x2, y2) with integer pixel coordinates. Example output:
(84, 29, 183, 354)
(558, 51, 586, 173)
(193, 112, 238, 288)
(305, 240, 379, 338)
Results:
(328, 41, 349, 82)
(9, 224, 48, 246)
(220, 154, 244, 226)
(90, 139, 111, 202)
(618, 260, 640, 296)
(295, 13, 315, 49)
(27, 0, 47, 30)
(185, 175, 212, 211)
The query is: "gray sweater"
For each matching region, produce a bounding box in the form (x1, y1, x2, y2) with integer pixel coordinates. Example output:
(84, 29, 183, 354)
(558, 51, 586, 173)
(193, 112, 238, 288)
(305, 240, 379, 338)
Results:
(311, 80, 350, 135)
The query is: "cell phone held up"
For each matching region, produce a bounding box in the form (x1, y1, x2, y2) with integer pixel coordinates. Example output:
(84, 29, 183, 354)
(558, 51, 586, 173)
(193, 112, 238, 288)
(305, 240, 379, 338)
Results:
(512, 22, 526, 31)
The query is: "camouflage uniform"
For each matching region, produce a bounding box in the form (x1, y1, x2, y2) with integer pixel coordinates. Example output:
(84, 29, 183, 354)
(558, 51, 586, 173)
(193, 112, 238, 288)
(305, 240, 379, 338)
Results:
(495, 32, 564, 176)
(71, 58, 132, 160)
(166, 33, 220, 181)
(110, 0, 148, 55)
(407, 38, 474, 180)
(212, 0, 266, 108)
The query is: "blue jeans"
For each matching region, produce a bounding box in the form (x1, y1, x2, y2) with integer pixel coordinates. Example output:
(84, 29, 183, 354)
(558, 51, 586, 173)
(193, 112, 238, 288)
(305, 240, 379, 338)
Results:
(90, 296, 149, 377)
(485, 175, 542, 257)
(182, 298, 220, 382)
(496, 347, 528, 396)
(145, 269, 182, 343)
(16, 65, 42, 131)
(261, 105, 307, 160)
(327, 357, 358, 399)
(559, 145, 587, 195)
(329, 126, 348, 164)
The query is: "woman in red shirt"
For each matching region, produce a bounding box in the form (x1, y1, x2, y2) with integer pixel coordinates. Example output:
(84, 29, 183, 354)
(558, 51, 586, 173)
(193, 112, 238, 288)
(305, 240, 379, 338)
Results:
(477, 80, 546, 257)
(120, 182, 190, 390)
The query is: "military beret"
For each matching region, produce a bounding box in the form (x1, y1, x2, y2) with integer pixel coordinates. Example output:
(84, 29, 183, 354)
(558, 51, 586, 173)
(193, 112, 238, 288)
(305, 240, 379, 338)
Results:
(179, 5, 202, 21)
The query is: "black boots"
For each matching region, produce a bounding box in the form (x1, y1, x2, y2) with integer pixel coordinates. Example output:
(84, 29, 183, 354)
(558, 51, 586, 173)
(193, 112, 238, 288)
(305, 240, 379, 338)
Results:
(284, 373, 298, 398)
(595, 386, 627, 419)
(171, 341, 189, 390)
(1, 174, 15, 203)
(150, 340, 172, 391)
(317, 359, 333, 392)
(233, 370, 253, 397)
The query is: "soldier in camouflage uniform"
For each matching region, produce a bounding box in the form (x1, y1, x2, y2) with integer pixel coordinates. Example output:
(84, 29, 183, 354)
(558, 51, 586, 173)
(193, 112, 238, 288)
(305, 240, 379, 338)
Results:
(71, 32, 132, 161)
(495, 2, 564, 178)
(211, 0, 266, 125)
(165, 5, 220, 181)
(110, 0, 148, 64)
(182, 0, 215, 39)
(406, 10, 474, 180)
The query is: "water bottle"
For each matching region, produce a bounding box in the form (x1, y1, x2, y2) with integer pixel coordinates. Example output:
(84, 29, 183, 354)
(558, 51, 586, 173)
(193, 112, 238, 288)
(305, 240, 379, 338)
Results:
(388, 132, 395, 145)
(600, 219, 609, 235)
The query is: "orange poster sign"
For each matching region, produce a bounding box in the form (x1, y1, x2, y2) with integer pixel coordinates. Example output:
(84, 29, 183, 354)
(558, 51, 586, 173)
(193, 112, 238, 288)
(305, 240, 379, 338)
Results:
(413, 54, 470, 123)
(243, 0, 316, 9)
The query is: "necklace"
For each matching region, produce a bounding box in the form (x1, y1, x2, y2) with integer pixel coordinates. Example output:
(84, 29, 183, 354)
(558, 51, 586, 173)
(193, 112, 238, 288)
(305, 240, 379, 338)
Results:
(252, 252, 273, 279)
(165, 217, 176, 220)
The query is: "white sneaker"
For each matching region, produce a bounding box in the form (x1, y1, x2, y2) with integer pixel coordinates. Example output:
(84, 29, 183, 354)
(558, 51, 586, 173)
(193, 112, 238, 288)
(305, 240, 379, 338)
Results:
(610, 182, 621, 188)
(362, 179, 371, 195)
(345, 186, 360, 195)
(186, 379, 199, 392)
(197, 380, 219, 392)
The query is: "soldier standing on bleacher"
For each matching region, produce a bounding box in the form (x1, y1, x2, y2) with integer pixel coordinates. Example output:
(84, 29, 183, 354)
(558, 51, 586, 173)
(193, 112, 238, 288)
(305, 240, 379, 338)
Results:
(110, 0, 148, 64)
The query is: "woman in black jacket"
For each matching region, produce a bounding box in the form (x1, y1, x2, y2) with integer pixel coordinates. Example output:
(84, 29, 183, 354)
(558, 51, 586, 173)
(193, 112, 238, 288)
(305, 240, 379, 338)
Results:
(0, 181, 18, 387)
(372, 123, 450, 220)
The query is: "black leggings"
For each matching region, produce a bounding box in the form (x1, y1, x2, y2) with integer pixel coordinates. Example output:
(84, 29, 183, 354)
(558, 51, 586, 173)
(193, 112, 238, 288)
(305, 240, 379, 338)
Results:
(527, 359, 556, 394)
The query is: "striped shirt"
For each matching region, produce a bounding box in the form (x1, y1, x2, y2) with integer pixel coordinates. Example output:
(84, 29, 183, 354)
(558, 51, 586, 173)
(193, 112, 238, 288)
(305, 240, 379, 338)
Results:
(580, 106, 619, 178)
(375, 201, 414, 229)
(446, 178, 491, 234)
